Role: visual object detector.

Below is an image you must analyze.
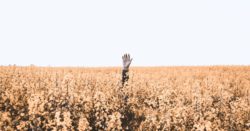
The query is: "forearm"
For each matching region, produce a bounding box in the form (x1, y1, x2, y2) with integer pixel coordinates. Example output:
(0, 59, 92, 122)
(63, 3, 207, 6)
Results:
(122, 69, 129, 85)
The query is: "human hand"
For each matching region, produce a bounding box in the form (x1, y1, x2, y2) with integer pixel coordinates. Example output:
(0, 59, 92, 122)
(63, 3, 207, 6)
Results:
(122, 54, 133, 70)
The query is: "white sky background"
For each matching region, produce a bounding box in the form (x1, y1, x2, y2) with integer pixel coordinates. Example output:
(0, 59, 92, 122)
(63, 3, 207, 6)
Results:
(0, 1, 249, 67)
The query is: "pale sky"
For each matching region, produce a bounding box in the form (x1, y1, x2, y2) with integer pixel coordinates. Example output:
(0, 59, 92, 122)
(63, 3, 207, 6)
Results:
(0, 1, 249, 67)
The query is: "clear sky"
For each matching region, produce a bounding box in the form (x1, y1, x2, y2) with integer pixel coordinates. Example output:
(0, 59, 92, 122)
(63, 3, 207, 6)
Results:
(0, 1, 249, 67)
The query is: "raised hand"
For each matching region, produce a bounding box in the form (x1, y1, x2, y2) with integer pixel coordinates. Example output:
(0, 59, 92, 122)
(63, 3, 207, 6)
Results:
(121, 54, 132, 86)
(122, 54, 133, 70)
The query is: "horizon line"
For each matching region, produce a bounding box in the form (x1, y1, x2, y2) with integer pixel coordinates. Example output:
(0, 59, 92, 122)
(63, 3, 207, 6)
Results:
(1, 64, 249, 68)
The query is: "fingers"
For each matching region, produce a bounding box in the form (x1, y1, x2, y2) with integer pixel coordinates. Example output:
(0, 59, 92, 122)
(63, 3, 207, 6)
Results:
(123, 54, 127, 60)
(122, 53, 132, 61)
(122, 54, 127, 61)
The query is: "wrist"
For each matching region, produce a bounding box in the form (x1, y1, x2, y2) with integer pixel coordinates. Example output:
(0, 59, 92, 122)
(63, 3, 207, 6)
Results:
(122, 67, 129, 71)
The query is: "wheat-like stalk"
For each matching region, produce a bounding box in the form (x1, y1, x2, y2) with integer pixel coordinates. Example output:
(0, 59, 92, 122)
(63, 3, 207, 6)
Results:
(0, 66, 249, 130)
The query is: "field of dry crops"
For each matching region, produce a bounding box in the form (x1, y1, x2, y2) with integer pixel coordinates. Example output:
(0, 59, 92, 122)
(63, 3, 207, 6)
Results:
(0, 66, 249, 130)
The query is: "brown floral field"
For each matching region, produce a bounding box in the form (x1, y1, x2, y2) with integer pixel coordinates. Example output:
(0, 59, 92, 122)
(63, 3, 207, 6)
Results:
(0, 66, 249, 130)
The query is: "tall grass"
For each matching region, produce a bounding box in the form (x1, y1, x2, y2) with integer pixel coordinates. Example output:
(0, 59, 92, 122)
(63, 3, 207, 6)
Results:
(0, 66, 249, 130)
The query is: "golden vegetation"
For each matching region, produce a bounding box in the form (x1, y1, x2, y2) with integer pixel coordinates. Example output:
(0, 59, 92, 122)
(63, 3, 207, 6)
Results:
(0, 66, 249, 130)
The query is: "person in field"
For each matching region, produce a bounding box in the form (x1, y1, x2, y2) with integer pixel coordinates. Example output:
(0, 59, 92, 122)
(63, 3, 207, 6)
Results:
(121, 54, 133, 86)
